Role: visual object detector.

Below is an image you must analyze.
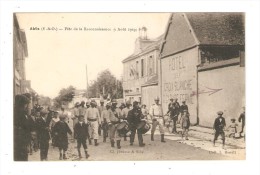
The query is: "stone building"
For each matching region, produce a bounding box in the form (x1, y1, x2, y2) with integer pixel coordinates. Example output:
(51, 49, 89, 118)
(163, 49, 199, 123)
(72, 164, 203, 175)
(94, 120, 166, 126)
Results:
(122, 28, 163, 107)
(160, 13, 245, 127)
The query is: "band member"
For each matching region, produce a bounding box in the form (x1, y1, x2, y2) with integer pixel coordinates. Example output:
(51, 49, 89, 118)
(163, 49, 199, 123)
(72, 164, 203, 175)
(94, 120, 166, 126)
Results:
(149, 97, 166, 143)
(141, 104, 149, 120)
(36, 109, 50, 161)
(85, 101, 92, 145)
(98, 99, 106, 137)
(107, 100, 122, 149)
(74, 115, 90, 159)
(85, 100, 101, 146)
(121, 100, 132, 141)
(72, 102, 80, 128)
(14, 94, 31, 161)
(101, 103, 111, 142)
(213, 111, 226, 149)
(127, 101, 145, 147)
(78, 101, 86, 116)
(53, 115, 72, 160)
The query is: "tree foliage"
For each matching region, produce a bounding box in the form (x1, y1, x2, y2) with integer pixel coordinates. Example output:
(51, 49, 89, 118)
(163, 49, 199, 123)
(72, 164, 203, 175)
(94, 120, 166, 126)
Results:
(38, 95, 52, 107)
(54, 85, 76, 108)
(86, 69, 123, 99)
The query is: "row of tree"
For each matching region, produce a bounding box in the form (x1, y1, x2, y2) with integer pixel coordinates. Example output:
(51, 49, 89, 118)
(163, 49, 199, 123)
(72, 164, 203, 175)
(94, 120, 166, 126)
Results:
(52, 69, 123, 108)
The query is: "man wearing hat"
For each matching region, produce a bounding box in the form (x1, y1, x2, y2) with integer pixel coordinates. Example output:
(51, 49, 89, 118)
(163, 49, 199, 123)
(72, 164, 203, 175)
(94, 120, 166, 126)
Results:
(213, 111, 226, 149)
(127, 101, 145, 147)
(121, 100, 132, 141)
(101, 102, 111, 142)
(97, 99, 106, 137)
(72, 102, 80, 129)
(85, 99, 101, 146)
(14, 94, 31, 161)
(78, 101, 86, 116)
(107, 99, 123, 149)
(35, 109, 51, 160)
(149, 97, 166, 142)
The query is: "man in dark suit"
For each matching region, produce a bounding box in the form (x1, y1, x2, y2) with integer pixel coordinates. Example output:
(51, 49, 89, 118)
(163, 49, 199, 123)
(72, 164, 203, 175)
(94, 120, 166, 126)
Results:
(36, 109, 51, 161)
(14, 94, 31, 161)
(127, 101, 145, 147)
(74, 115, 90, 159)
(213, 111, 226, 149)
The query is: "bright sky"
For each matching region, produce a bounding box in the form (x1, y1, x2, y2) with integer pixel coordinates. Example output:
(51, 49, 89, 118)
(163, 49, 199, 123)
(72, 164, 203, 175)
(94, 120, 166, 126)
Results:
(17, 13, 170, 98)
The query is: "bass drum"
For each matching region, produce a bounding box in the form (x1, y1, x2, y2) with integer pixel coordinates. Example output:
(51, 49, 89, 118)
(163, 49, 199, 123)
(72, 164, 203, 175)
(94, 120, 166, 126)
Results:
(137, 120, 151, 134)
(117, 121, 130, 135)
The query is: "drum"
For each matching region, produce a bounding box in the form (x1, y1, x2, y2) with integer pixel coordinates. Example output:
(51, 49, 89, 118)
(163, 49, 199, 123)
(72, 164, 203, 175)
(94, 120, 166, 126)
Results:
(137, 120, 151, 134)
(117, 121, 130, 135)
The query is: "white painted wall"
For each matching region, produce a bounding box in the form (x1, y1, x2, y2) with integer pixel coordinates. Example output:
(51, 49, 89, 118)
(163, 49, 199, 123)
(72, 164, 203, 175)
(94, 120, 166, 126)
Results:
(161, 48, 199, 123)
(198, 65, 245, 127)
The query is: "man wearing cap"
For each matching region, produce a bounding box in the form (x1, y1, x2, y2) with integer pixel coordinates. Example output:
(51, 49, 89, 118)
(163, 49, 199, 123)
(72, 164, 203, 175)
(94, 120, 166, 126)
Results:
(213, 111, 226, 149)
(238, 107, 245, 135)
(107, 99, 123, 149)
(97, 99, 106, 137)
(36, 109, 51, 161)
(121, 101, 132, 141)
(101, 102, 111, 142)
(72, 102, 80, 129)
(14, 94, 32, 161)
(149, 97, 166, 142)
(127, 101, 145, 147)
(85, 100, 101, 146)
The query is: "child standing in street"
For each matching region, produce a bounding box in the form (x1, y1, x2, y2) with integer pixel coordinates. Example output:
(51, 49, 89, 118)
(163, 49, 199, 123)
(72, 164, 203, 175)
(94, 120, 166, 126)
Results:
(179, 110, 190, 140)
(227, 118, 238, 138)
(74, 115, 90, 159)
(53, 114, 72, 160)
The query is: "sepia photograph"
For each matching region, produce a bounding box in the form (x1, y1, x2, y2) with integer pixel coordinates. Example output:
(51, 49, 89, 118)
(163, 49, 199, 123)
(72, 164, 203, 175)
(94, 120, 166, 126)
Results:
(13, 12, 246, 161)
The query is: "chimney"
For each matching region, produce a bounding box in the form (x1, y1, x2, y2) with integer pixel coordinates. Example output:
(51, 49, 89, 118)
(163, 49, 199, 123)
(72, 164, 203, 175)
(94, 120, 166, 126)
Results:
(139, 26, 147, 40)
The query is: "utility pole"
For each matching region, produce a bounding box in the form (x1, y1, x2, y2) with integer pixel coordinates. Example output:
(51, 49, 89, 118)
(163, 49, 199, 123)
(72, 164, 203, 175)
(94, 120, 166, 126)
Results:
(86, 64, 89, 98)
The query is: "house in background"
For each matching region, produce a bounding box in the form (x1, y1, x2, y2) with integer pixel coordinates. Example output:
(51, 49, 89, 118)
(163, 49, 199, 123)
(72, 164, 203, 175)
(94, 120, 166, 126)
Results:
(13, 14, 38, 105)
(160, 12, 245, 127)
(122, 27, 163, 107)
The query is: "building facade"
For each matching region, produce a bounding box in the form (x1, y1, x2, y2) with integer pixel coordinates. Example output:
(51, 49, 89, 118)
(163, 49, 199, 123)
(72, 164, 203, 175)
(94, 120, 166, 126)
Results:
(122, 31, 163, 106)
(160, 13, 245, 127)
(13, 14, 38, 104)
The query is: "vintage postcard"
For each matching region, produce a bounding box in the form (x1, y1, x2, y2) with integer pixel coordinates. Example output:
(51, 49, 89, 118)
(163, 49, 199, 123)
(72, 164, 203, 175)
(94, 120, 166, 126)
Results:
(1, 1, 260, 175)
(13, 12, 245, 161)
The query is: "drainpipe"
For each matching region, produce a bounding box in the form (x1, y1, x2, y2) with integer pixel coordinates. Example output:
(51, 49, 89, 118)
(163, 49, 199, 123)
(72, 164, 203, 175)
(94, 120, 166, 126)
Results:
(196, 47, 201, 126)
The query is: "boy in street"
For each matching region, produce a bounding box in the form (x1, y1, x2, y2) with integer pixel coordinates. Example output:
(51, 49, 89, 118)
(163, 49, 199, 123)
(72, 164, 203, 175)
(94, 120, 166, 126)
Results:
(213, 111, 226, 149)
(53, 114, 72, 160)
(74, 115, 90, 159)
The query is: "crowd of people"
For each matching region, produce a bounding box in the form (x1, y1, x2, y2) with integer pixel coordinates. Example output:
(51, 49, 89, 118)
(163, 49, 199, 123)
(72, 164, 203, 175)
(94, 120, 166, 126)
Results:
(14, 93, 245, 161)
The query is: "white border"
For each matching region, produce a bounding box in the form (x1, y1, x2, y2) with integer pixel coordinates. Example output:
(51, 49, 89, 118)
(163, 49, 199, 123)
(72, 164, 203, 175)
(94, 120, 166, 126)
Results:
(0, 1, 259, 175)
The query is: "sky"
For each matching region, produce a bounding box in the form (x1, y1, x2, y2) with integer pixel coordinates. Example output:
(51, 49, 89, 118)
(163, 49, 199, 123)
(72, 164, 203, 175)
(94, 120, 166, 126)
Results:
(17, 13, 170, 98)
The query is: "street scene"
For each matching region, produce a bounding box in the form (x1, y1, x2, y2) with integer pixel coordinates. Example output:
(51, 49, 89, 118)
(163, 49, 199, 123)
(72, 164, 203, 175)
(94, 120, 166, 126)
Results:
(13, 12, 245, 161)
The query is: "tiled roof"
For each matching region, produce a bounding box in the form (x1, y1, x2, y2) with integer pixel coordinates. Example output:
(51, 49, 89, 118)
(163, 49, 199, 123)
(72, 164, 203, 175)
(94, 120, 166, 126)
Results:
(186, 12, 245, 45)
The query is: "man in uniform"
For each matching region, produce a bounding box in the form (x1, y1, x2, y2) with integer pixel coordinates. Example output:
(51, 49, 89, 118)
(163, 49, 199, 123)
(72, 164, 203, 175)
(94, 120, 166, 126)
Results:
(97, 99, 106, 136)
(121, 100, 132, 141)
(149, 97, 166, 143)
(107, 99, 122, 149)
(85, 99, 101, 146)
(101, 103, 111, 142)
(127, 101, 145, 147)
(72, 102, 80, 140)
(213, 111, 226, 149)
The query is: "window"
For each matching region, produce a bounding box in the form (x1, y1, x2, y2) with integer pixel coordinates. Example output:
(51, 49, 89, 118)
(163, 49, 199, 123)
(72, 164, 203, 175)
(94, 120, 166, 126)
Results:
(148, 55, 155, 75)
(141, 59, 144, 77)
(200, 47, 240, 65)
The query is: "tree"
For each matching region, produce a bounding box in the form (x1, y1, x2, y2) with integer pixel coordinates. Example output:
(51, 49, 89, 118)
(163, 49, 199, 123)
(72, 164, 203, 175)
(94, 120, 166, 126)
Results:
(53, 86, 76, 108)
(86, 69, 123, 99)
(38, 95, 52, 107)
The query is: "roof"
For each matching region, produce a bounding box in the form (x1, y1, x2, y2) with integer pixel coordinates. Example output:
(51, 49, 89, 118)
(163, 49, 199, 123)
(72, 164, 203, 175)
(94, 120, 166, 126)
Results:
(122, 35, 163, 63)
(186, 12, 245, 45)
(160, 12, 245, 58)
